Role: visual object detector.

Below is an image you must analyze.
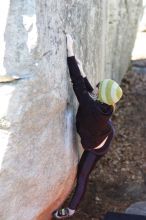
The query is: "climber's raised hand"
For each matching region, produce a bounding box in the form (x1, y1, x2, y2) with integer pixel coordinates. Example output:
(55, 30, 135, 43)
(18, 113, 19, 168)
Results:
(66, 34, 74, 57)
(66, 34, 86, 77)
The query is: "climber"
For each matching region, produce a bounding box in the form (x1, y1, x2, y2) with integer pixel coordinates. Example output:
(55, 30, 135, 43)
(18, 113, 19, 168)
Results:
(53, 34, 123, 219)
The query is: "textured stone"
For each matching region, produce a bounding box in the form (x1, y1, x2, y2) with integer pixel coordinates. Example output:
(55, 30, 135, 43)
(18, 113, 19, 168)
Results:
(132, 0, 146, 59)
(0, 0, 142, 220)
(125, 201, 146, 216)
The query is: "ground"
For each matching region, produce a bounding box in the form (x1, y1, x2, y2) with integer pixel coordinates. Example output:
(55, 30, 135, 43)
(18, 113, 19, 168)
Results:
(62, 59, 146, 220)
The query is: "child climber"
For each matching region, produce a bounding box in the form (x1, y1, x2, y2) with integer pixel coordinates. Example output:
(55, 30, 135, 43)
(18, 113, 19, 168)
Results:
(53, 34, 123, 219)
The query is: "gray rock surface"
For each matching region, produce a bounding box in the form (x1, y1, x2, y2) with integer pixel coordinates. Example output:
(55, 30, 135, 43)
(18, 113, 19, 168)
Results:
(0, 1, 143, 220)
(125, 201, 146, 216)
(132, 0, 146, 59)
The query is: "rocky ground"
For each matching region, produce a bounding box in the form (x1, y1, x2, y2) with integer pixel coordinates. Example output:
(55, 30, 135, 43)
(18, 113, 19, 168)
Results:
(61, 59, 146, 220)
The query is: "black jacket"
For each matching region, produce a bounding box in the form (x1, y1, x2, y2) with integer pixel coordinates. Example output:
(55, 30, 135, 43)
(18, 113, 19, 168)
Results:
(67, 56, 114, 151)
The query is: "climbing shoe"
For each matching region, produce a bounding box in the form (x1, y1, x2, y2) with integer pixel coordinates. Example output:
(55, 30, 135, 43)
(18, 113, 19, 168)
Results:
(53, 207, 74, 219)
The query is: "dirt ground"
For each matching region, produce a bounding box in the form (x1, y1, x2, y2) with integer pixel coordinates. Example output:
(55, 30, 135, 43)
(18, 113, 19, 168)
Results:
(63, 59, 146, 220)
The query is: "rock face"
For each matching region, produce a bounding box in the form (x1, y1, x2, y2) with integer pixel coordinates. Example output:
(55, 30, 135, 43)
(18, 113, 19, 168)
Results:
(0, 1, 142, 220)
(125, 201, 146, 216)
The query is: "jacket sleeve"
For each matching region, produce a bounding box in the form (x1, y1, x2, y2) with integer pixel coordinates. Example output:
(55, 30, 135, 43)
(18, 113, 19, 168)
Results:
(74, 56, 94, 92)
(83, 77, 94, 92)
(67, 56, 98, 111)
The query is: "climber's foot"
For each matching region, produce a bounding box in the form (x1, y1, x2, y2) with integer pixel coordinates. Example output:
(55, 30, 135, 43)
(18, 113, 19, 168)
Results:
(53, 207, 75, 219)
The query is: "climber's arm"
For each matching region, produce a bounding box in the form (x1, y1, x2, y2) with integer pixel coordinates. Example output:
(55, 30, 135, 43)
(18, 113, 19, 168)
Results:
(66, 34, 96, 109)
(67, 56, 96, 111)
(83, 77, 94, 93)
(75, 56, 93, 92)
(67, 56, 85, 87)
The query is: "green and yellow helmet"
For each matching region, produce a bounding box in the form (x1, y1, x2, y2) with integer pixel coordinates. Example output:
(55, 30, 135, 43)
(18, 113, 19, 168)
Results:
(98, 79, 123, 105)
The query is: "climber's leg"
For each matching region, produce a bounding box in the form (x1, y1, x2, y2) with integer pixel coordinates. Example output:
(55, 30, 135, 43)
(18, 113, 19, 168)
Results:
(68, 150, 103, 210)
(67, 132, 114, 211)
(53, 150, 102, 219)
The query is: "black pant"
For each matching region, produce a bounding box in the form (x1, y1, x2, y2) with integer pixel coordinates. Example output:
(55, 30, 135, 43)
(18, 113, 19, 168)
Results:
(68, 150, 103, 210)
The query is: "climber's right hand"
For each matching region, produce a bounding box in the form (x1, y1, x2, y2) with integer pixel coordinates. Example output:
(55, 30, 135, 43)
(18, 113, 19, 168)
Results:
(66, 34, 74, 49)
(66, 34, 74, 57)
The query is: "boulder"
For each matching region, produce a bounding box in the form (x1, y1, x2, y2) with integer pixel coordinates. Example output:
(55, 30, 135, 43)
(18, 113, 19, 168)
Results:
(0, 0, 142, 219)
(125, 201, 146, 216)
